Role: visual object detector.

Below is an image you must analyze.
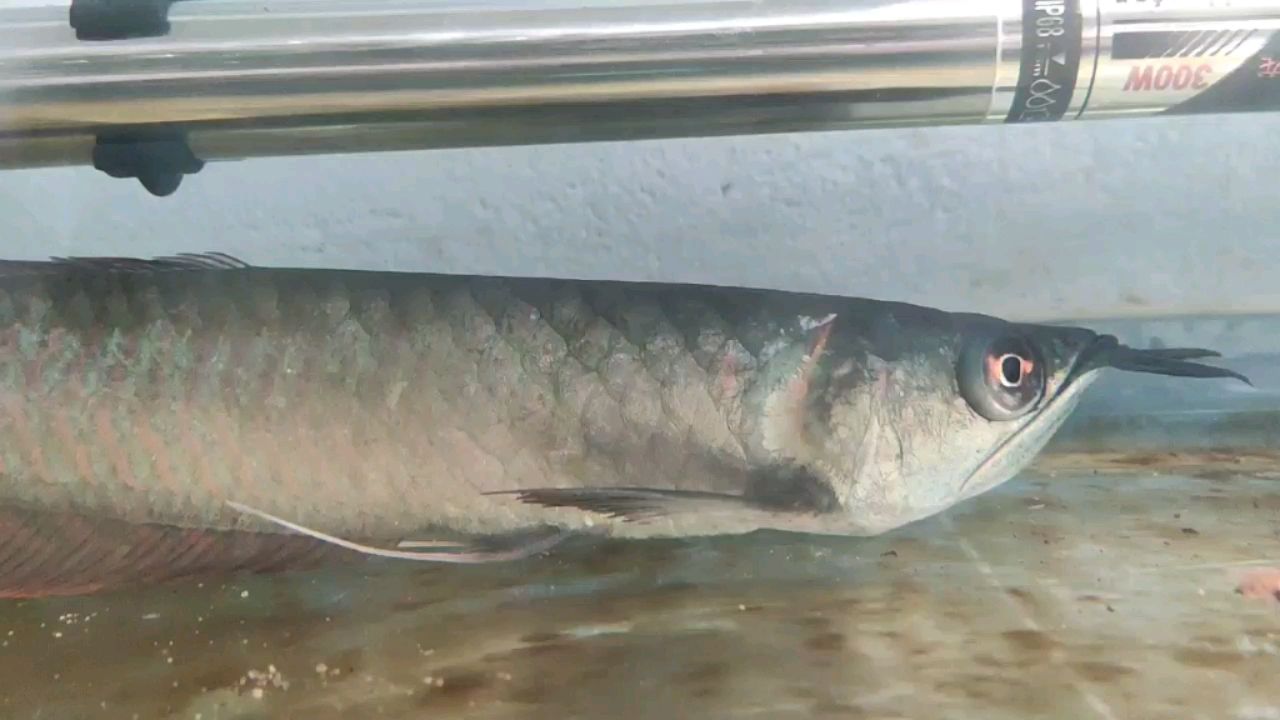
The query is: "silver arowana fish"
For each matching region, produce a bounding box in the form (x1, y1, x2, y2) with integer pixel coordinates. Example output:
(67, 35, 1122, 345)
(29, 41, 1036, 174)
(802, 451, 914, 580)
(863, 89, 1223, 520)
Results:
(0, 253, 1248, 598)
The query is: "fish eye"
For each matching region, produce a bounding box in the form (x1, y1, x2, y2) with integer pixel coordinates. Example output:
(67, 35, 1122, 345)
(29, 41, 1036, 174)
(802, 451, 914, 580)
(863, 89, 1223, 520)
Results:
(957, 333, 1046, 421)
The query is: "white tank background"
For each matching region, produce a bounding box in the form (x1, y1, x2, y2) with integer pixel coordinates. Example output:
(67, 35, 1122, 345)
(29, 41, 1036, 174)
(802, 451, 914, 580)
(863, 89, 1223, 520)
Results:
(1, 114, 1277, 325)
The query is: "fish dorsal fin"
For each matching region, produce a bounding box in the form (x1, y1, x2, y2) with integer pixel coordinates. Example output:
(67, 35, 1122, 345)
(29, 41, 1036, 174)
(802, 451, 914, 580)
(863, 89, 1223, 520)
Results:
(0, 251, 250, 276)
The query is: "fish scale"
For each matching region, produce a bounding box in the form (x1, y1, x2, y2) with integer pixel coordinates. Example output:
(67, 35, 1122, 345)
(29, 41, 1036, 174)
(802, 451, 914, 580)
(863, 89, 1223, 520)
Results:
(0, 266, 768, 541)
(507, 280, 749, 480)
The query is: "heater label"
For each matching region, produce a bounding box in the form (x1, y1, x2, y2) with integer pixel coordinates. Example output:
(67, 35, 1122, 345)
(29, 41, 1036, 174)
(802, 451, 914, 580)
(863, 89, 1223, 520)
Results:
(1006, 0, 1083, 123)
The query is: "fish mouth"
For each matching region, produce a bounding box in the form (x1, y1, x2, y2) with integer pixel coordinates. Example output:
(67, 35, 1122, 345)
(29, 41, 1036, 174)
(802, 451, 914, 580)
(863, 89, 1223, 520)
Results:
(1064, 334, 1252, 390)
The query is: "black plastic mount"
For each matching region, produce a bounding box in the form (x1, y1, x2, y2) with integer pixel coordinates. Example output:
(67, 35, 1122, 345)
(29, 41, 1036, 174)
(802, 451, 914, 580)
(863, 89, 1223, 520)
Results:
(92, 131, 205, 197)
(70, 0, 204, 196)
(69, 0, 178, 41)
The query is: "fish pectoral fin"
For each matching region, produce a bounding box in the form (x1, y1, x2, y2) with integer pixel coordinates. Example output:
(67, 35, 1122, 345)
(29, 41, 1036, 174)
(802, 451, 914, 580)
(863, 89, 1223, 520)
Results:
(491, 464, 844, 523)
(224, 500, 569, 564)
(485, 487, 760, 522)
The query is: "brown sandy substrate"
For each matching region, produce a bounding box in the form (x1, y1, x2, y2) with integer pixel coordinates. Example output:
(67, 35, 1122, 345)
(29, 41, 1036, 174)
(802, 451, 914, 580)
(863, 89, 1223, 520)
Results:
(1033, 448, 1280, 478)
(1, 462, 1278, 719)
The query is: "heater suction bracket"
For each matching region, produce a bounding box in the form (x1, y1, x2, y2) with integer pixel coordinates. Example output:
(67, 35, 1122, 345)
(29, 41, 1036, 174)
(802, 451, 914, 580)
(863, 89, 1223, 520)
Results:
(91, 130, 204, 197)
(69, 0, 182, 41)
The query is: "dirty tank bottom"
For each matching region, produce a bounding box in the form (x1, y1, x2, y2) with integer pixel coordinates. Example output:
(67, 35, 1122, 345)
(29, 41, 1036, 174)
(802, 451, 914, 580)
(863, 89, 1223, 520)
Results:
(1, 459, 1278, 720)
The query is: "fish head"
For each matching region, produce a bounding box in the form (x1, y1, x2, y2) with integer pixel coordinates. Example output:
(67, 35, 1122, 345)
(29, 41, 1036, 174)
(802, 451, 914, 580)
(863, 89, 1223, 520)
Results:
(779, 304, 1248, 535)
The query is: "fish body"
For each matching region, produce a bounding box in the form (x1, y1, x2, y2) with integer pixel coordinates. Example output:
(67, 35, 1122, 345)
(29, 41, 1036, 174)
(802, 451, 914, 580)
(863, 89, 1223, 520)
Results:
(0, 254, 1246, 596)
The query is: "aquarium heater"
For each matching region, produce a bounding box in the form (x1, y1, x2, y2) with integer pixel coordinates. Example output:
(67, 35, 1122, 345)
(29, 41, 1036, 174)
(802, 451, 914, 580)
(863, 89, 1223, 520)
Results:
(2, 0, 1279, 194)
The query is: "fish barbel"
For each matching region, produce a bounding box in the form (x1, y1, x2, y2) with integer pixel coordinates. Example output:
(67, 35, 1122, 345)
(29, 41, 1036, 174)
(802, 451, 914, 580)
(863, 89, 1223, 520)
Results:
(0, 253, 1248, 597)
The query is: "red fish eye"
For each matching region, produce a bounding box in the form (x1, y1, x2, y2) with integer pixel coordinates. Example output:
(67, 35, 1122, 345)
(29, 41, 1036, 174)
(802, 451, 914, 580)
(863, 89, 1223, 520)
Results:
(959, 332, 1047, 422)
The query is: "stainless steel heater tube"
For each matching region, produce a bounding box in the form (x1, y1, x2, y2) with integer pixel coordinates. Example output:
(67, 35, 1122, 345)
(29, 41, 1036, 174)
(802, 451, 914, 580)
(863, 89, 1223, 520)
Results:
(3, 0, 1280, 193)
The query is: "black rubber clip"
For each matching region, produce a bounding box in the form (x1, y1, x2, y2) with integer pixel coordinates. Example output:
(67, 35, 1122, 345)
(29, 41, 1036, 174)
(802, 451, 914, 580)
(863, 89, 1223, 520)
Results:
(92, 130, 205, 197)
(69, 0, 180, 41)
